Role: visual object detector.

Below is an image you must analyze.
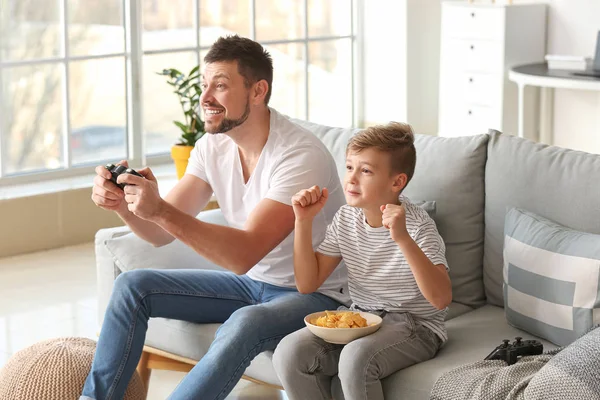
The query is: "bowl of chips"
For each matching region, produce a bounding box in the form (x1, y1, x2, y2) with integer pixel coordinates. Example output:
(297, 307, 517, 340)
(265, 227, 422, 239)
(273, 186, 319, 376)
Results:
(304, 310, 383, 344)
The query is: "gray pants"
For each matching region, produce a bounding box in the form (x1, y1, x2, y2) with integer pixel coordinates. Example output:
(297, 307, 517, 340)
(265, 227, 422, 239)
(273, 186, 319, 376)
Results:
(273, 312, 441, 400)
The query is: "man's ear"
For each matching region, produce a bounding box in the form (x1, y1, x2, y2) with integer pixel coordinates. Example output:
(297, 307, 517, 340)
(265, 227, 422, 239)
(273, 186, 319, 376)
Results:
(392, 173, 408, 194)
(252, 80, 269, 105)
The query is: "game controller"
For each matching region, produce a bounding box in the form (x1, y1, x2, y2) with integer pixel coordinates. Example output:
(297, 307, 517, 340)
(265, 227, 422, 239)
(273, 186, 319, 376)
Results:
(104, 163, 143, 189)
(484, 337, 543, 365)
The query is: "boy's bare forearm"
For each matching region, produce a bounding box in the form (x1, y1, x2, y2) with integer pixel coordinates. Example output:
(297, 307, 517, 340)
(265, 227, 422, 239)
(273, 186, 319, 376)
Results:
(293, 220, 320, 293)
(396, 236, 452, 309)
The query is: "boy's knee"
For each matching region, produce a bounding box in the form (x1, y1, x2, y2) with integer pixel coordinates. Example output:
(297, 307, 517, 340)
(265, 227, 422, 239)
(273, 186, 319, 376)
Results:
(272, 334, 295, 374)
(338, 342, 379, 381)
(273, 330, 318, 375)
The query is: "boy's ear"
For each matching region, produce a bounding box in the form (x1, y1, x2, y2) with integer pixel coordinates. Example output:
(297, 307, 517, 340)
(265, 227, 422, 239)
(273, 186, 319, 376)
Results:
(392, 173, 408, 193)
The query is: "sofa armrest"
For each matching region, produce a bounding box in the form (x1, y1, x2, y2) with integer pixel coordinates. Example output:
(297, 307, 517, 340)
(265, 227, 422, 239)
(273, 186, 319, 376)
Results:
(95, 209, 228, 326)
(95, 225, 134, 326)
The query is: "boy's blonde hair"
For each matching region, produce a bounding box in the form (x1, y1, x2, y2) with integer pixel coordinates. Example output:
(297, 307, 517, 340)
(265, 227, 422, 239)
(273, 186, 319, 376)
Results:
(347, 122, 416, 184)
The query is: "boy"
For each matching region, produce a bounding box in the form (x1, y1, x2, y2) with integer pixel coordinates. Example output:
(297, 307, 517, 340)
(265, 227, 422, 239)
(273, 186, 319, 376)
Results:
(273, 122, 452, 400)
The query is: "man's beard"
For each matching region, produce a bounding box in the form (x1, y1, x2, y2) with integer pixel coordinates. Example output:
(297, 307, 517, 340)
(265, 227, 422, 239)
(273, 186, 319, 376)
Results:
(205, 99, 251, 134)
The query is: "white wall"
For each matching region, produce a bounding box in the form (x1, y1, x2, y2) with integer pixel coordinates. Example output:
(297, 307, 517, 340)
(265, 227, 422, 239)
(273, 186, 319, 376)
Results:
(361, 0, 441, 135)
(542, 0, 600, 153)
(361, 1, 408, 126)
(362, 0, 600, 153)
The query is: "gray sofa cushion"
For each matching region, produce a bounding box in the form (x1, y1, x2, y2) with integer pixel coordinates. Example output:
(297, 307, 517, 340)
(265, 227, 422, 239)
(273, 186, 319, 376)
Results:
(144, 318, 283, 386)
(404, 134, 489, 309)
(104, 209, 227, 273)
(290, 118, 361, 181)
(484, 132, 600, 306)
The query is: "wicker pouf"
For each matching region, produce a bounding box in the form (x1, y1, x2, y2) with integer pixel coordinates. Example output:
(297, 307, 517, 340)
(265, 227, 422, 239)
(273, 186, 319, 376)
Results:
(0, 337, 146, 400)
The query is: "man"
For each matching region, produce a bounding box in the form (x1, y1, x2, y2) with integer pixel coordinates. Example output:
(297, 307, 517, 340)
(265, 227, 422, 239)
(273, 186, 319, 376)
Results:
(81, 35, 348, 400)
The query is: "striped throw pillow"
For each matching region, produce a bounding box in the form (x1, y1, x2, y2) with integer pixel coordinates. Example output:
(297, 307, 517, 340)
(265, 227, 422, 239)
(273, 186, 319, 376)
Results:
(503, 208, 600, 346)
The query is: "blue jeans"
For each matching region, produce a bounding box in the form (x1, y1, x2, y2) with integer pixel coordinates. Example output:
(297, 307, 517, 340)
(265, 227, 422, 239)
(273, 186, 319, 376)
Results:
(81, 268, 341, 400)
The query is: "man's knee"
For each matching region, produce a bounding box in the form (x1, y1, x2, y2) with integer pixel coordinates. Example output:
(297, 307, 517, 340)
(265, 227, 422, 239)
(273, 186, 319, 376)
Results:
(220, 305, 271, 334)
(113, 269, 155, 297)
(213, 305, 276, 353)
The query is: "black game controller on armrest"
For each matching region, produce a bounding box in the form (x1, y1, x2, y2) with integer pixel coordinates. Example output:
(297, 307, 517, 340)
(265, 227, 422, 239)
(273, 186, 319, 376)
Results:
(105, 163, 144, 189)
(484, 337, 543, 365)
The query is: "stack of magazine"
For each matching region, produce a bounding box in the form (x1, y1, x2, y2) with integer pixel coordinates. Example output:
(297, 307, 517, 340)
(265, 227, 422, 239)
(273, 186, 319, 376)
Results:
(545, 55, 592, 71)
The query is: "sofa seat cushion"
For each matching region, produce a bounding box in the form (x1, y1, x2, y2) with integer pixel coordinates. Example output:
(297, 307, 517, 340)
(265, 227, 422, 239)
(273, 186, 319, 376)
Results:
(142, 301, 474, 390)
(145, 318, 282, 387)
(371, 305, 559, 400)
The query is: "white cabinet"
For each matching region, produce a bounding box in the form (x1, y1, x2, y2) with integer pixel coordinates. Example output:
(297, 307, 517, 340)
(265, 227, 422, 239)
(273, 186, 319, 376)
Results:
(438, 2, 546, 137)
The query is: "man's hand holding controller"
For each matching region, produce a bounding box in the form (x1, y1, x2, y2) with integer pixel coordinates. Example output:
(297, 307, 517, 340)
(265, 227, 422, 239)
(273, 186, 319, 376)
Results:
(91, 160, 164, 221)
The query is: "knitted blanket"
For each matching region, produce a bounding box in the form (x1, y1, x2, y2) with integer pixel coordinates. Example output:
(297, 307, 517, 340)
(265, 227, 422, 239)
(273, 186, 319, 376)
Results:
(430, 326, 600, 400)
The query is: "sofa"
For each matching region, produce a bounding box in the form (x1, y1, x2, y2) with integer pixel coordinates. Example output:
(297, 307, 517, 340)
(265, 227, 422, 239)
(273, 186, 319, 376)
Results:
(94, 118, 600, 399)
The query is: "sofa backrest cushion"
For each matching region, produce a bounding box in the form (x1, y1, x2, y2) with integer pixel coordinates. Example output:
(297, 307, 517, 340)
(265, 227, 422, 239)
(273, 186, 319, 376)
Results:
(484, 132, 600, 306)
(293, 118, 489, 309)
(106, 209, 228, 273)
(405, 134, 489, 309)
(290, 118, 362, 182)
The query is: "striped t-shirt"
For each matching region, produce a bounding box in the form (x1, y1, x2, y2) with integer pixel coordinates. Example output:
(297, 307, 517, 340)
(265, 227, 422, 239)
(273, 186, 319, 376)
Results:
(317, 196, 449, 342)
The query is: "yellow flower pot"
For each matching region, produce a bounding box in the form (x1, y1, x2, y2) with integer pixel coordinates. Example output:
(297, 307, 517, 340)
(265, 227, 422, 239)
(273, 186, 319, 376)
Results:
(171, 145, 194, 180)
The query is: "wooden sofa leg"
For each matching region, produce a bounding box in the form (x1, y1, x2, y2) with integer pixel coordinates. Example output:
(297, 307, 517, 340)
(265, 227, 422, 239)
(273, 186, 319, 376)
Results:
(137, 351, 152, 397)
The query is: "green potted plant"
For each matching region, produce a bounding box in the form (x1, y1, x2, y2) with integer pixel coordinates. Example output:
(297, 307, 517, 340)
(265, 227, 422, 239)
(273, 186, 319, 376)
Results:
(157, 66, 205, 179)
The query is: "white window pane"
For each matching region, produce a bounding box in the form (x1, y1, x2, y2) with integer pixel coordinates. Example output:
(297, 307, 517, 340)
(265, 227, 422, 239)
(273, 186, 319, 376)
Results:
(0, 0, 61, 61)
(308, 0, 352, 37)
(268, 43, 305, 119)
(68, 0, 125, 57)
(144, 52, 200, 156)
(308, 39, 353, 127)
(69, 58, 127, 166)
(143, 0, 195, 52)
(255, 0, 303, 42)
(199, 0, 250, 47)
(1, 64, 64, 175)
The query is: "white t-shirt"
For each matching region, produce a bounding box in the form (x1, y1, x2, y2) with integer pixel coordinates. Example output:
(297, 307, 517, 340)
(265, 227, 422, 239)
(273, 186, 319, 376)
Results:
(317, 196, 449, 342)
(185, 108, 349, 304)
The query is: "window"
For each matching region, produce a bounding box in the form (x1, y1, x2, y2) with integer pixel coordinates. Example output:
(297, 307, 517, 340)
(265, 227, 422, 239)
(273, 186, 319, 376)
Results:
(0, 0, 359, 184)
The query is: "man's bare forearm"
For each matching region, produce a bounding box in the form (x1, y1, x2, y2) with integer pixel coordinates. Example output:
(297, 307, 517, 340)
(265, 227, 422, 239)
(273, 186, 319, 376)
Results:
(116, 205, 174, 246)
(293, 220, 320, 293)
(151, 202, 268, 274)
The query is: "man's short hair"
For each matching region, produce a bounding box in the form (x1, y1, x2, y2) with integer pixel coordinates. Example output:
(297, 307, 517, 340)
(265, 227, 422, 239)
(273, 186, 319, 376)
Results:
(347, 122, 417, 184)
(204, 35, 274, 104)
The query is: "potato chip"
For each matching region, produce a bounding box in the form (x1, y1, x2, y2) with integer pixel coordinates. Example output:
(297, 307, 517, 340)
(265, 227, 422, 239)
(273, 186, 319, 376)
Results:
(311, 311, 367, 329)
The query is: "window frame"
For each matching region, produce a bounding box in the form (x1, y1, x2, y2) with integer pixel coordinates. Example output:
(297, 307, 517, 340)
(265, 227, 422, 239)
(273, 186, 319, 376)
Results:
(0, 0, 363, 186)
